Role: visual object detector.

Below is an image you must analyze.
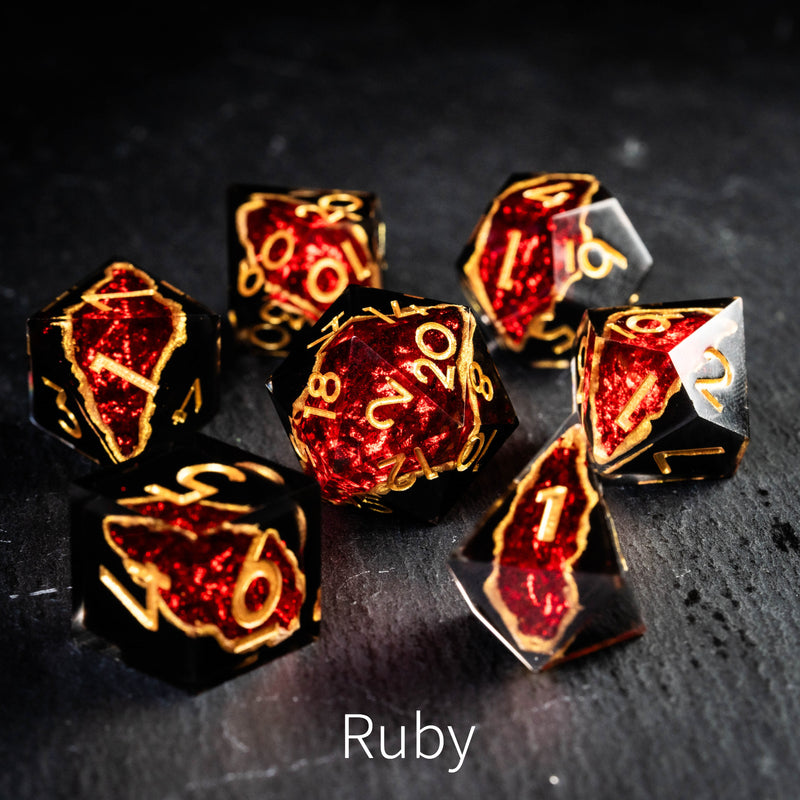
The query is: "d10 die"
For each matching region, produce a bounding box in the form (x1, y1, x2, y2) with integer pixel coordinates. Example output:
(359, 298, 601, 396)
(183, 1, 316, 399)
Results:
(457, 172, 652, 367)
(268, 286, 518, 523)
(70, 434, 320, 688)
(27, 260, 220, 463)
(449, 417, 644, 671)
(573, 297, 749, 482)
(228, 185, 385, 357)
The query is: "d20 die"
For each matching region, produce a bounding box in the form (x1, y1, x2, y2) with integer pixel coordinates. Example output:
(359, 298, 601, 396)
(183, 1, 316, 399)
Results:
(573, 297, 749, 482)
(457, 172, 652, 367)
(268, 285, 518, 523)
(27, 260, 220, 463)
(70, 434, 320, 688)
(228, 185, 385, 357)
(449, 417, 644, 671)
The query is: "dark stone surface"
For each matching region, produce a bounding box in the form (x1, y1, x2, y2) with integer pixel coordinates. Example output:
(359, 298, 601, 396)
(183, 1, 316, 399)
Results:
(2, 5, 799, 799)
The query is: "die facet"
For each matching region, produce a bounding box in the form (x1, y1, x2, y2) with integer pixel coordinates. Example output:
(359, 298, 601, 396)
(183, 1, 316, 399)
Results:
(70, 434, 320, 688)
(27, 261, 220, 463)
(457, 172, 652, 367)
(228, 185, 385, 357)
(449, 417, 644, 671)
(267, 285, 518, 523)
(572, 297, 749, 482)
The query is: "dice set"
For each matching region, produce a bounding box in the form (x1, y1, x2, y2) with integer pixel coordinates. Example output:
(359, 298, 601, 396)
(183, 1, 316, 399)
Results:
(25, 174, 750, 684)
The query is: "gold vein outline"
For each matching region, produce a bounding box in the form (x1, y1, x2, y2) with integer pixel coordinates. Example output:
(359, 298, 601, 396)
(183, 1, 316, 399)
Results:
(483, 424, 598, 655)
(62, 263, 187, 462)
(461, 173, 599, 352)
(102, 514, 305, 654)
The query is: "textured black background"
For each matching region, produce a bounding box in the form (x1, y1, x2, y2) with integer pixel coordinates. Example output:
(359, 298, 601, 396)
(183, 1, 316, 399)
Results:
(2, 5, 799, 799)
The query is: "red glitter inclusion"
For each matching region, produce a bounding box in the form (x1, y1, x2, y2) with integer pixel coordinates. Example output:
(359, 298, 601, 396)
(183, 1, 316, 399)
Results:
(292, 305, 476, 503)
(592, 310, 717, 459)
(243, 196, 375, 320)
(476, 176, 597, 346)
(107, 502, 303, 640)
(493, 427, 594, 645)
(69, 267, 177, 458)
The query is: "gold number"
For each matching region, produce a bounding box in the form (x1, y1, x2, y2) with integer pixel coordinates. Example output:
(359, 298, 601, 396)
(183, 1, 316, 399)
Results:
(307, 257, 349, 305)
(340, 234, 373, 281)
(456, 428, 498, 472)
(695, 347, 732, 412)
(141, 463, 248, 506)
(366, 378, 413, 430)
(615, 373, 658, 432)
(306, 312, 345, 351)
(81, 288, 156, 312)
(89, 353, 159, 395)
(534, 485, 568, 542)
(230, 530, 283, 629)
(99, 562, 170, 631)
(415, 322, 457, 360)
(564, 237, 627, 279)
(377, 447, 438, 493)
(303, 371, 341, 420)
(497, 228, 523, 291)
(469, 361, 494, 401)
(412, 360, 454, 389)
(40, 376, 82, 438)
(260, 229, 296, 270)
(654, 447, 726, 475)
(237, 258, 264, 297)
(172, 378, 202, 425)
(522, 181, 574, 208)
(296, 192, 364, 224)
(607, 312, 684, 340)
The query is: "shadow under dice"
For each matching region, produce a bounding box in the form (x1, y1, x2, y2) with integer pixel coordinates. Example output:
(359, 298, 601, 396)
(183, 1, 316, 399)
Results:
(457, 172, 652, 367)
(573, 297, 749, 482)
(450, 418, 644, 671)
(268, 286, 518, 523)
(228, 186, 385, 357)
(27, 261, 220, 463)
(71, 435, 320, 689)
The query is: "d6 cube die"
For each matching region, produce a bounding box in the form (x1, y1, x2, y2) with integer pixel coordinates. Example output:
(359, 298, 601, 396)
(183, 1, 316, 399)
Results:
(71, 434, 320, 688)
(268, 285, 519, 523)
(457, 172, 652, 367)
(573, 297, 749, 482)
(27, 260, 220, 463)
(449, 417, 644, 671)
(228, 185, 385, 356)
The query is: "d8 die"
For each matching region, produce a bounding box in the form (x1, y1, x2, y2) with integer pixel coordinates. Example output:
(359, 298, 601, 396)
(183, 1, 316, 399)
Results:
(457, 172, 652, 367)
(70, 434, 320, 688)
(228, 185, 385, 356)
(27, 260, 220, 463)
(449, 417, 644, 671)
(573, 297, 749, 482)
(268, 286, 518, 523)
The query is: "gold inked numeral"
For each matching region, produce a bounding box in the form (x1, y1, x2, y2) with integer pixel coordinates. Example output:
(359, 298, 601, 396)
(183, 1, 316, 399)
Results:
(259, 229, 296, 271)
(615, 373, 658, 432)
(469, 361, 494, 401)
(89, 353, 159, 395)
(607, 312, 685, 340)
(340, 233, 373, 282)
(172, 378, 202, 425)
(237, 258, 264, 298)
(695, 347, 732, 412)
(412, 359, 454, 389)
(306, 257, 349, 305)
(230, 530, 283, 629)
(366, 378, 413, 430)
(456, 428, 498, 472)
(564, 237, 627, 279)
(295, 192, 364, 224)
(99, 562, 169, 631)
(653, 447, 726, 475)
(497, 228, 523, 291)
(528, 315, 575, 355)
(303, 371, 341, 420)
(80, 288, 156, 312)
(140, 463, 249, 506)
(307, 312, 345, 351)
(411, 321, 458, 390)
(522, 181, 574, 208)
(40, 376, 82, 438)
(534, 485, 568, 542)
(377, 447, 439, 493)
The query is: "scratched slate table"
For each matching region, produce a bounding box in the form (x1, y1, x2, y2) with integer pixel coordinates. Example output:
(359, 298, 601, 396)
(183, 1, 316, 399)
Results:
(2, 5, 800, 799)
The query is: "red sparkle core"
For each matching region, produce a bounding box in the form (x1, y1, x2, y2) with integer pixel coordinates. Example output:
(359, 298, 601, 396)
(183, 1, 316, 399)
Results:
(490, 426, 595, 647)
(67, 266, 181, 458)
(291, 305, 477, 503)
(240, 195, 376, 320)
(106, 502, 303, 641)
(473, 176, 598, 346)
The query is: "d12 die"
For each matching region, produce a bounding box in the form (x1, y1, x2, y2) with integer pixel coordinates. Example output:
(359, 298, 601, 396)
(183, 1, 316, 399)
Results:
(27, 260, 220, 464)
(449, 417, 644, 671)
(228, 185, 385, 357)
(268, 286, 518, 523)
(573, 297, 749, 482)
(457, 172, 652, 367)
(70, 434, 320, 689)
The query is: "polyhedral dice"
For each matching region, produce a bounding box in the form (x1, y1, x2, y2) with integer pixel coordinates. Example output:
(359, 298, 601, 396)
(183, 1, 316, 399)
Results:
(572, 297, 749, 482)
(27, 260, 220, 463)
(70, 434, 320, 689)
(228, 185, 385, 356)
(449, 417, 644, 671)
(267, 286, 518, 523)
(457, 172, 652, 367)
